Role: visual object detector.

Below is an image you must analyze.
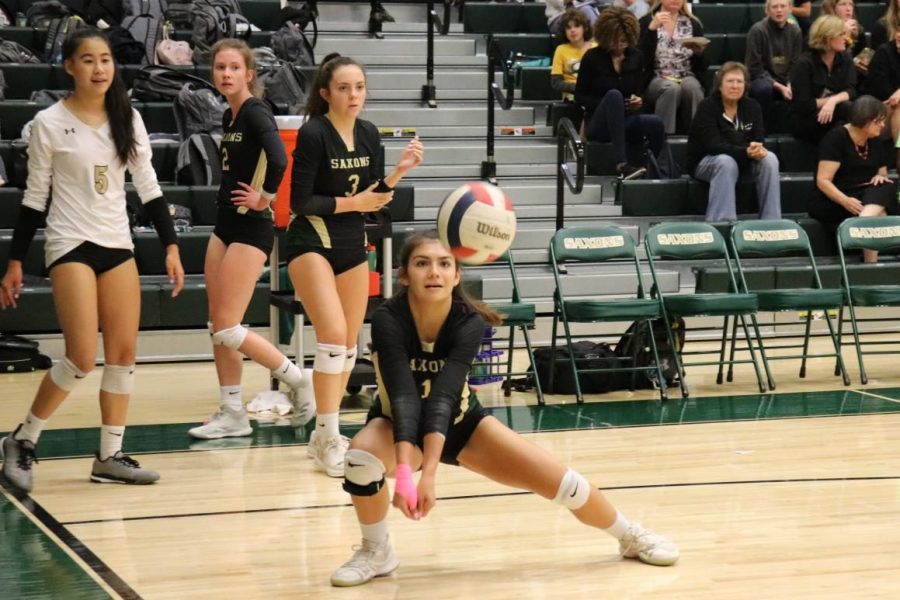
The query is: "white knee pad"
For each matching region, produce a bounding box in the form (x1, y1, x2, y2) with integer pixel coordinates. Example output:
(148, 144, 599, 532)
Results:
(49, 357, 88, 392)
(342, 449, 386, 496)
(552, 469, 591, 511)
(100, 364, 135, 395)
(343, 345, 358, 373)
(211, 324, 248, 350)
(314, 343, 346, 375)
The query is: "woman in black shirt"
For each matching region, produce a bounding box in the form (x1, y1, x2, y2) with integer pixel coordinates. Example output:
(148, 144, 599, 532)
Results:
(329, 231, 679, 587)
(575, 6, 664, 179)
(790, 15, 858, 144)
(287, 54, 423, 478)
(865, 28, 900, 140)
(811, 95, 896, 262)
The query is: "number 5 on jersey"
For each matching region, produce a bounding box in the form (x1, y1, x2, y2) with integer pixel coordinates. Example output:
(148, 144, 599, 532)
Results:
(94, 165, 109, 194)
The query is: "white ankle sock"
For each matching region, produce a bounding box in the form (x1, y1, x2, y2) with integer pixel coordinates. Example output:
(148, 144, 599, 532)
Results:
(16, 411, 47, 444)
(220, 385, 243, 412)
(316, 412, 340, 438)
(273, 357, 304, 389)
(360, 519, 389, 545)
(604, 511, 632, 540)
(99, 425, 125, 460)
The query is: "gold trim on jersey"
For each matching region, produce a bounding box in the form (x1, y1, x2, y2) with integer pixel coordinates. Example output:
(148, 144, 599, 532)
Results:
(306, 215, 332, 248)
(237, 150, 268, 216)
(456, 381, 470, 425)
(372, 352, 393, 419)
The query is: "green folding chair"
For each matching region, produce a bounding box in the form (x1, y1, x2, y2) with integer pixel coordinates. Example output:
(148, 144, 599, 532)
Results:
(837, 216, 900, 384)
(549, 225, 667, 402)
(485, 251, 544, 405)
(731, 219, 850, 389)
(644, 222, 767, 397)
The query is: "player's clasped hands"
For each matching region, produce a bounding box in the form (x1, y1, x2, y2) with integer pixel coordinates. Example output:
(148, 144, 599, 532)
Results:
(392, 463, 436, 521)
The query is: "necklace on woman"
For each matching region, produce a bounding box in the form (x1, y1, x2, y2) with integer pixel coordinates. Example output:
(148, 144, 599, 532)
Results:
(854, 140, 869, 160)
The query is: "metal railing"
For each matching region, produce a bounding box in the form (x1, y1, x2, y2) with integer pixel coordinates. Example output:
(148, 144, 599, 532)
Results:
(555, 117, 584, 230)
(481, 34, 516, 183)
(422, 2, 453, 108)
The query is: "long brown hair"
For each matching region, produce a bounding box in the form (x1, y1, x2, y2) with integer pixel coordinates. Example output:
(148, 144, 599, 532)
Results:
(398, 230, 502, 326)
(210, 38, 262, 98)
(303, 53, 366, 117)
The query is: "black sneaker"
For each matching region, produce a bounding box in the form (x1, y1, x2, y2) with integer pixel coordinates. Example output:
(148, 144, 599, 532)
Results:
(0, 425, 38, 493)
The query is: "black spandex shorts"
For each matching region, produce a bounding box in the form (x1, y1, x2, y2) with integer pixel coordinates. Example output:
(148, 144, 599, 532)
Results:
(49, 241, 133, 274)
(365, 402, 491, 466)
(213, 208, 275, 255)
(285, 244, 368, 276)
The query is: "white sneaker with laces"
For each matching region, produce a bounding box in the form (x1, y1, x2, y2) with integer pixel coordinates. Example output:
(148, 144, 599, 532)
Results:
(187, 407, 253, 440)
(309, 431, 349, 477)
(618, 523, 679, 566)
(331, 537, 398, 587)
(289, 378, 316, 425)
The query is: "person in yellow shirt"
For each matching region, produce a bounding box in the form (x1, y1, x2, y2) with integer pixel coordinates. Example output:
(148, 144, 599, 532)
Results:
(552, 9, 597, 101)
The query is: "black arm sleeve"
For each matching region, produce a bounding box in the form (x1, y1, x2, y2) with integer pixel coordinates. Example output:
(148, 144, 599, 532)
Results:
(421, 311, 485, 437)
(8, 205, 44, 262)
(290, 124, 338, 216)
(371, 308, 424, 446)
(144, 196, 178, 248)
(246, 104, 288, 196)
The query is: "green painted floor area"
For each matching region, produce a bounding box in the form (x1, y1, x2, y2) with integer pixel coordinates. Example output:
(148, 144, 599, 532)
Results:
(7, 388, 900, 461)
(0, 495, 109, 599)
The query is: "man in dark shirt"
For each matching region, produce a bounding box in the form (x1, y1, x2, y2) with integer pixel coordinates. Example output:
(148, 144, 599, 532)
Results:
(746, 0, 803, 116)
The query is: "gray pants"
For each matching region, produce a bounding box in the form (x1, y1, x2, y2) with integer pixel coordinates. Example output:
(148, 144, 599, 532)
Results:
(646, 76, 704, 134)
(694, 153, 782, 222)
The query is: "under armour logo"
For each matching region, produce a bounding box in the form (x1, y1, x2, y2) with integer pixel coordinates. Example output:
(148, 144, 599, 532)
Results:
(64, 128, 75, 135)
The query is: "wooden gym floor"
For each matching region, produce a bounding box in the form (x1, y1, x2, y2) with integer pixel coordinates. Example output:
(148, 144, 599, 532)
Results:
(2, 343, 900, 599)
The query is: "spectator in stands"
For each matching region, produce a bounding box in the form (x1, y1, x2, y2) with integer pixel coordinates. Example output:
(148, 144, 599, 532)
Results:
(821, 0, 868, 61)
(687, 62, 782, 223)
(870, 0, 900, 49)
(639, 0, 707, 134)
(551, 9, 596, 101)
(614, 0, 650, 21)
(576, 6, 665, 179)
(789, 15, 857, 144)
(545, 0, 600, 35)
(867, 24, 900, 139)
(188, 39, 313, 442)
(791, 0, 812, 37)
(0, 28, 185, 493)
(811, 95, 895, 262)
(287, 54, 423, 478)
(369, 1, 395, 39)
(746, 0, 803, 116)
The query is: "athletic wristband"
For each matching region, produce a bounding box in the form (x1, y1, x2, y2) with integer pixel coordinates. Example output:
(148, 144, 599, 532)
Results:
(394, 463, 417, 512)
(9, 205, 44, 261)
(261, 189, 277, 200)
(144, 197, 178, 248)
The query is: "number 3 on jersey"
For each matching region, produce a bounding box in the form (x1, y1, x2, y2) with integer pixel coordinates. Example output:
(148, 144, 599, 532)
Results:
(347, 174, 360, 196)
(94, 165, 109, 194)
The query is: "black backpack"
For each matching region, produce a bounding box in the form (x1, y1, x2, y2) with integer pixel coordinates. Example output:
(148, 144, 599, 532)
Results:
(173, 83, 226, 138)
(45, 15, 88, 65)
(123, 0, 167, 20)
(105, 25, 147, 65)
(131, 63, 215, 101)
(644, 141, 682, 180)
(614, 318, 685, 389)
(121, 2, 165, 65)
(0, 40, 42, 64)
(176, 132, 221, 185)
(258, 61, 309, 115)
(26, 0, 70, 28)
(271, 22, 315, 67)
(190, 0, 250, 63)
(531, 340, 623, 395)
(0, 334, 52, 373)
(83, 0, 124, 26)
(165, 1, 194, 29)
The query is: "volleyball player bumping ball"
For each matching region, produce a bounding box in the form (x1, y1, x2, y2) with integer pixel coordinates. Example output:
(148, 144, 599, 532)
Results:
(188, 39, 314, 441)
(286, 53, 424, 478)
(330, 186, 678, 587)
(0, 28, 185, 492)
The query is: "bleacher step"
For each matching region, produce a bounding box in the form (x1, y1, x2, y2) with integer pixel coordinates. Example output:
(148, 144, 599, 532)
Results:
(315, 37, 475, 57)
(361, 105, 534, 126)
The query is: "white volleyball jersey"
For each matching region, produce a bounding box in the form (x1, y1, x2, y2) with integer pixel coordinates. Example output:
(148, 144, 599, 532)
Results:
(22, 102, 163, 266)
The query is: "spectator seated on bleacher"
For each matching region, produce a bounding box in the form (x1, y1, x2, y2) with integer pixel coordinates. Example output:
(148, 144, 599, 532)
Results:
(575, 7, 664, 179)
(639, 0, 707, 135)
(613, 0, 650, 21)
(551, 9, 596, 101)
(686, 62, 782, 223)
(821, 0, 868, 59)
(809, 95, 897, 262)
(545, 0, 601, 35)
(864, 26, 900, 139)
(791, 0, 812, 37)
(869, 0, 899, 49)
(789, 15, 857, 144)
(745, 0, 802, 118)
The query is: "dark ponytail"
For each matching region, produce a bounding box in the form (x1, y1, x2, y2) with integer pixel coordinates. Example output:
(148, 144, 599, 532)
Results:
(303, 52, 366, 117)
(398, 230, 502, 326)
(63, 27, 136, 165)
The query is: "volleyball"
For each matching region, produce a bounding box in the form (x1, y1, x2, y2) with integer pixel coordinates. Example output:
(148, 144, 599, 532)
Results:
(436, 181, 517, 265)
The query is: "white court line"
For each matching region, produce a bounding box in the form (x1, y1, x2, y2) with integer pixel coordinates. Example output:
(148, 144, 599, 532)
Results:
(854, 389, 900, 404)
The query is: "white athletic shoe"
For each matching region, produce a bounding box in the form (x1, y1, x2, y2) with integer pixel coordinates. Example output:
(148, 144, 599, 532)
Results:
(331, 537, 399, 587)
(187, 407, 253, 440)
(289, 378, 316, 425)
(619, 524, 679, 566)
(308, 431, 349, 477)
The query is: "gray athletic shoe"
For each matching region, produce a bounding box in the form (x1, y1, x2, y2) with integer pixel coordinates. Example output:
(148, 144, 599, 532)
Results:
(289, 378, 316, 426)
(0, 426, 37, 493)
(331, 537, 399, 587)
(90, 452, 160, 485)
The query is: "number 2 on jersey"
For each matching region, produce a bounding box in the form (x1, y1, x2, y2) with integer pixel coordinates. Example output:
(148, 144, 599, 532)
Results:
(94, 165, 109, 194)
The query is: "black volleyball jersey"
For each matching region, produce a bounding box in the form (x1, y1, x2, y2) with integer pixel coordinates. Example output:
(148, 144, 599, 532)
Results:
(370, 294, 485, 445)
(217, 97, 287, 220)
(289, 115, 384, 249)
